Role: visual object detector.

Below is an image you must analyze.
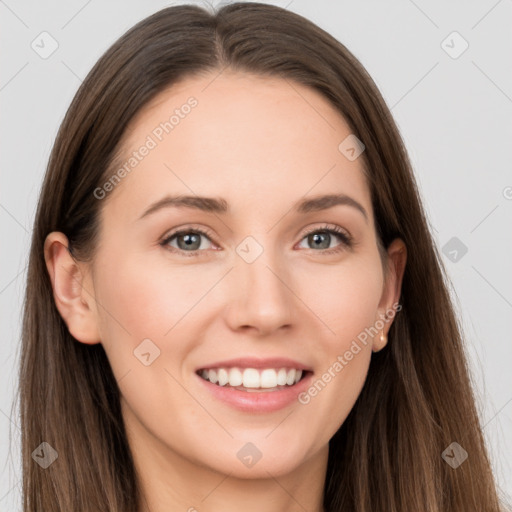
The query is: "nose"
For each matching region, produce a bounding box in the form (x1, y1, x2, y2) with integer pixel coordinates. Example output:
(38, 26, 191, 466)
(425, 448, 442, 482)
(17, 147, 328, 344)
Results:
(224, 249, 296, 336)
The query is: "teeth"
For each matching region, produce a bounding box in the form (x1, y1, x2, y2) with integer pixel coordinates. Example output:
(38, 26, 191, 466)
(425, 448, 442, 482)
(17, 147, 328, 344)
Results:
(277, 368, 288, 386)
(260, 369, 277, 388)
(217, 368, 229, 386)
(243, 368, 260, 388)
(199, 367, 304, 389)
(286, 368, 297, 386)
(208, 369, 218, 384)
(228, 368, 243, 386)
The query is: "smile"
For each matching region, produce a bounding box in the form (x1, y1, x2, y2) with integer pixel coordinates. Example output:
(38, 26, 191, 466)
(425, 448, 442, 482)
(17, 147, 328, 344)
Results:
(197, 367, 308, 391)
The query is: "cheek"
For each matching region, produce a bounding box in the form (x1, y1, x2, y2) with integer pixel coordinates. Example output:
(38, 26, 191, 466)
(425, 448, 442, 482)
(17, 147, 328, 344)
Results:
(92, 251, 223, 396)
(293, 253, 382, 426)
(297, 253, 383, 343)
(92, 256, 205, 432)
(95, 254, 209, 344)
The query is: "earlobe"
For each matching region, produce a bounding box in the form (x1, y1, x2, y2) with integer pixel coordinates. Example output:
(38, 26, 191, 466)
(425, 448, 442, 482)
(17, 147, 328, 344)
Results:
(373, 238, 407, 352)
(372, 330, 388, 353)
(44, 232, 101, 344)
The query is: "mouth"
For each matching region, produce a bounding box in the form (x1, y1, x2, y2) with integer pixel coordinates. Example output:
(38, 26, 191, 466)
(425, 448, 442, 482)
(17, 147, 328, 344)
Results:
(195, 367, 312, 393)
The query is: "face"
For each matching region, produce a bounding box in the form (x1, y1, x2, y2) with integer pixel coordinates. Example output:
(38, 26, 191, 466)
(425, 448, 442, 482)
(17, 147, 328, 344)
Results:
(46, 70, 405, 486)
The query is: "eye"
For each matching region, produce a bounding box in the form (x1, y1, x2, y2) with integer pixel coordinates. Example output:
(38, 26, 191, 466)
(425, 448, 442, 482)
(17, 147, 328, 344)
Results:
(160, 227, 216, 257)
(160, 223, 353, 257)
(297, 224, 353, 254)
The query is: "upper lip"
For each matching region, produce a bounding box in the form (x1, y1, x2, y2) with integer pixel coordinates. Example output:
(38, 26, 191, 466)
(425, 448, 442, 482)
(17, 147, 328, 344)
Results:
(196, 357, 313, 372)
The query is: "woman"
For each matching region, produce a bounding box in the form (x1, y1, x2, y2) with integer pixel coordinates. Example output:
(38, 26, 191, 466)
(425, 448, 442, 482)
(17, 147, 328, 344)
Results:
(19, 2, 508, 511)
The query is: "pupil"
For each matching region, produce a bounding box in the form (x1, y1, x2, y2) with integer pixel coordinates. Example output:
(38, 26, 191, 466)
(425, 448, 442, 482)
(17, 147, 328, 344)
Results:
(179, 233, 200, 250)
(310, 232, 329, 249)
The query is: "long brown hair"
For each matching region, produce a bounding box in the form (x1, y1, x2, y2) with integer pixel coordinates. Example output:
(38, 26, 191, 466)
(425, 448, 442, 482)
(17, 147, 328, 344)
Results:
(18, 2, 508, 510)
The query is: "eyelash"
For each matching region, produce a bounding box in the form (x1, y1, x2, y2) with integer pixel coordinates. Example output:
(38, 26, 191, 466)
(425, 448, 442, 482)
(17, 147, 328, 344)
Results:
(160, 224, 353, 258)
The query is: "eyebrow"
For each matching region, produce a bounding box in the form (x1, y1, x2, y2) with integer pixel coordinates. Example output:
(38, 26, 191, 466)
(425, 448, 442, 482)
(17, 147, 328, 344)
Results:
(138, 193, 368, 223)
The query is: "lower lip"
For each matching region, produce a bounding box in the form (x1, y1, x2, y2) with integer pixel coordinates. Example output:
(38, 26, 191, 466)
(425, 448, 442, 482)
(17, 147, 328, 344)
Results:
(196, 371, 314, 413)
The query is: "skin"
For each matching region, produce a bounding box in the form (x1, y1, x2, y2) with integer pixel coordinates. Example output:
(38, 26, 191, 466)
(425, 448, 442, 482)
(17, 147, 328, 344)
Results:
(44, 70, 407, 512)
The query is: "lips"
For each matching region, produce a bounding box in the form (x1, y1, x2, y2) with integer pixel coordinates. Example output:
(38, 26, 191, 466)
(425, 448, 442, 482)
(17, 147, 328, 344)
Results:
(193, 356, 314, 411)
(195, 366, 314, 412)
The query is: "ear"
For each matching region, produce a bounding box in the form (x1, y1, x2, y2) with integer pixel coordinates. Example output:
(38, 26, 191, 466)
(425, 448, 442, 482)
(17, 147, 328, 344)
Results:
(43, 231, 101, 344)
(372, 238, 407, 352)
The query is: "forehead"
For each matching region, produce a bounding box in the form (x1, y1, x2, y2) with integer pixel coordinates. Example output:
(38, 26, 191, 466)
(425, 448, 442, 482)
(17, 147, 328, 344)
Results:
(104, 70, 372, 224)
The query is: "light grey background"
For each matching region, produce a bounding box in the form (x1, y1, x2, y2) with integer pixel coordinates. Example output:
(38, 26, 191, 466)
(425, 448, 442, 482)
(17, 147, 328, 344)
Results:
(1, 0, 511, 509)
